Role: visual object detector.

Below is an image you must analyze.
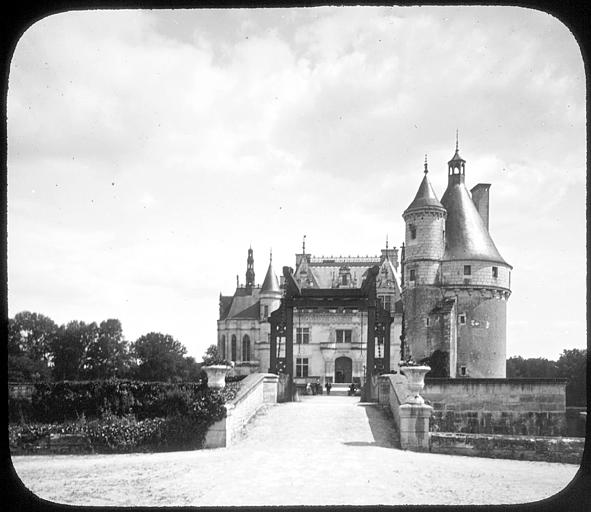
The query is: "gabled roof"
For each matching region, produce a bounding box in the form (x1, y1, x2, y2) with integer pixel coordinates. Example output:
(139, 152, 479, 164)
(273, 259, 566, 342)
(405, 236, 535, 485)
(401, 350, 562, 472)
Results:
(219, 296, 233, 320)
(441, 181, 509, 265)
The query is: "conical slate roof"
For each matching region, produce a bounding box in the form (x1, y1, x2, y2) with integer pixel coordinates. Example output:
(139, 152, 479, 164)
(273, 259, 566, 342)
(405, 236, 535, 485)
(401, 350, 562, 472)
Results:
(441, 182, 508, 265)
(260, 261, 281, 293)
(404, 173, 445, 213)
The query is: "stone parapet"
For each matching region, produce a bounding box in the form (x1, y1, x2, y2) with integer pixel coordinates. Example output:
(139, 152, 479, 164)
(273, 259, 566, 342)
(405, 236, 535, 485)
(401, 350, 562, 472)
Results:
(430, 432, 584, 464)
(204, 373, 278, 449)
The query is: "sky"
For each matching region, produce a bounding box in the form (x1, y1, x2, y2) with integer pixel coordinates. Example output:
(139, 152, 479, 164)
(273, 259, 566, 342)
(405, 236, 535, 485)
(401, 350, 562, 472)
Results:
(7, 6, 586, 361)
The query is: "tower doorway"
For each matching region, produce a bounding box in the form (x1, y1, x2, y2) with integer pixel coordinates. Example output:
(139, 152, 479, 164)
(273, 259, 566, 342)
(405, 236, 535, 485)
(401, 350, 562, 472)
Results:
(334, 356, 352, 383)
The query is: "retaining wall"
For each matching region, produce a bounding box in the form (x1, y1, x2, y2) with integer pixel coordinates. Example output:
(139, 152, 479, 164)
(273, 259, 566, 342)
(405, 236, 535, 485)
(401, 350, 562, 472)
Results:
(430, 432, 584, 464)
(423, 378, 567, 436)
(204, 373, 278, 448)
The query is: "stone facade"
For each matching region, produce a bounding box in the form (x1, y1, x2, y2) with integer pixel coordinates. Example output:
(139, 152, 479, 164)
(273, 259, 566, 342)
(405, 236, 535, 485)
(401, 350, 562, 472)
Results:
(218, 247, 402, 384)
(401, 147, 511, 377)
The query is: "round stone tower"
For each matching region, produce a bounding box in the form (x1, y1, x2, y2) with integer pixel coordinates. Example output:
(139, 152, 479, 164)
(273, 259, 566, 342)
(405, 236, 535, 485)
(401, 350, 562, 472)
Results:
(401, 156, 447, 362)
(259, 251, 282, 372)
(440, 142, 512, 378)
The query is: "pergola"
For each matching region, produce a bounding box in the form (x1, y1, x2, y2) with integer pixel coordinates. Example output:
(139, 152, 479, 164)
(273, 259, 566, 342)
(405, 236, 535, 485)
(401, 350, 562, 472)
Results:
(268, 265, 392, 401)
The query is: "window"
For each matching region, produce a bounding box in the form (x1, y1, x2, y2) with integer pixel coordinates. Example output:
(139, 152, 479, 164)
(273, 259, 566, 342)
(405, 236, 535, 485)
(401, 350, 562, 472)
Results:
(409, 224, 417, 240)
(464, 265, 471, 276)
(425, 317, 430, 327)
(409, 269, 416, 282)
(231, 335, 237, 361)
(382, 295, 392, 312)
(336, 329, 352, 343)
(296, 327, 310, 344)
(242, 335, 250, 361)
(220, 335, 226, 359)
(492, 266, 498, 278)
(263, 305, 269, 320)
(296, 357, 309, 377)
(458, 314, 466, 325)
(460, 366, 467, 376)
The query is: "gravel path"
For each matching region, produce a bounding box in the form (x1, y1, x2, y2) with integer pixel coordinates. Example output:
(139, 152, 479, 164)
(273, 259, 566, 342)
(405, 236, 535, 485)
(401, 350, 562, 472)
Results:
(11, 395, 579, 506)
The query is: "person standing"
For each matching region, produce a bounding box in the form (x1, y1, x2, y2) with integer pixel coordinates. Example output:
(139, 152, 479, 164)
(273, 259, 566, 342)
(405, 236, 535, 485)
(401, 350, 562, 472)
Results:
(325, 381, 332, 395)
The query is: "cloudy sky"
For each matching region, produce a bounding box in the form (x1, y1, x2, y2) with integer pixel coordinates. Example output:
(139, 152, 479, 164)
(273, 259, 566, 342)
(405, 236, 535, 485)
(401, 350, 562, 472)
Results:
(8, 6, 585, 361)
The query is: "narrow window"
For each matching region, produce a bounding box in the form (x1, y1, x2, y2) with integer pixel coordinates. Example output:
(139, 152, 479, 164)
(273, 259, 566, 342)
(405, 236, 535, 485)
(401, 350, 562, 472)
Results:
(492, 266, 498, 278)
(425, 318, 430, 327)
(464, 265, 471, 276)
(409, 224, 417, 240)
(263, 305, 269, 320)
(231, 335, 237, 361)
(242, 335, 251, 361)
(458, 314, 466, 325)
(409, 269, 416, 282)
(296, 357, 309, 377)
(460, 366, 467, 376)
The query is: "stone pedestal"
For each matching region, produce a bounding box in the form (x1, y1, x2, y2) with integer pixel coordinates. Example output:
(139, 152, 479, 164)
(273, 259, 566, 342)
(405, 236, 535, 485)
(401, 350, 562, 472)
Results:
(399, 403, 433, 452)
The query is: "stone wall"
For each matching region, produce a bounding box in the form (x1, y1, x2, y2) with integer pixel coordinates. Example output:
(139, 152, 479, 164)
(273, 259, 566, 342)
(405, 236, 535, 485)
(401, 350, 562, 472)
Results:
(204, 373, 278, 448)
(424, 378, 567, 436)
(430, 432, 584, 464)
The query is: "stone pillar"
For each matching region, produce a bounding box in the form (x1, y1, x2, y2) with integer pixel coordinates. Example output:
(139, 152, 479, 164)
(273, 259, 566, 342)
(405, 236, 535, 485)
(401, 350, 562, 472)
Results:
(285, 304, 294, 401)
(399, 403, 433, 452)
(269, 322, 277, 373)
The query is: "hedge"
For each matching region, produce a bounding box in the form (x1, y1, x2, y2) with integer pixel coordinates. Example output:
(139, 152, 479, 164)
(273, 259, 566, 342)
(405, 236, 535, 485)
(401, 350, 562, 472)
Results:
(8, 380, 222, 423)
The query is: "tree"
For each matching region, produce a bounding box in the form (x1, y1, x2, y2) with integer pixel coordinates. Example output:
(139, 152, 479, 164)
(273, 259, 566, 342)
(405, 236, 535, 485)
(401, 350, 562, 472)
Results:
(51, 321, 98, 380)
(9, 311, 58, 362)
(506, 356, 558, 379)
(85, 319, 129, 379)
(556, 349, 587, 406)
(8, 311, 57, 381)
(131, 332, 188, 382)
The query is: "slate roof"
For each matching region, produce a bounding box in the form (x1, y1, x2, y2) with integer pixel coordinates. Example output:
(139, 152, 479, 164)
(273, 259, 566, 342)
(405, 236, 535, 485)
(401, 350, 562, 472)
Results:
(441, 181, 509, 265)
(404, 174, 445, 213)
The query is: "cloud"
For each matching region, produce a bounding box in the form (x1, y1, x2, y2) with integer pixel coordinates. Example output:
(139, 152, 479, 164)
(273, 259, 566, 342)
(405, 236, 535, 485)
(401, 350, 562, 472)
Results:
(7, 7, 586, 358)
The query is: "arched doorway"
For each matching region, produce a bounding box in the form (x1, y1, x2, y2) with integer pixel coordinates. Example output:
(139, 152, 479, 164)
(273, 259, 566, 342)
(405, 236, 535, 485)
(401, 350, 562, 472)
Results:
(335, 356, 352, 383)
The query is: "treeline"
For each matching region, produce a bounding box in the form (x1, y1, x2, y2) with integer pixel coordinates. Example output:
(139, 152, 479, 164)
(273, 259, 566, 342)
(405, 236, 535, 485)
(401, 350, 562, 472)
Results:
(8, 311, 202, 383)
(507, 349, 587, 406)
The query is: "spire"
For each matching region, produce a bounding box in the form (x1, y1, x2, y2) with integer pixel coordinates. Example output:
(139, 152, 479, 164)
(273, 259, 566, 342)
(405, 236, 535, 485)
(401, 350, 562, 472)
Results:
(302, 235, 306, 255)
(261, 251, 281, 294)
(424, 154, 428, 174)
(245, 247, 255, 292)
(386, 234, 389, 250)
(404, 156, 445, 214)
(456, 128, 459, 152)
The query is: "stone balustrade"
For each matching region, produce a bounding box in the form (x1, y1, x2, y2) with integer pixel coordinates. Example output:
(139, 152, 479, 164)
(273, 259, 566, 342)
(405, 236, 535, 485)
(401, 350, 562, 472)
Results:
(204, 373, 278, 448)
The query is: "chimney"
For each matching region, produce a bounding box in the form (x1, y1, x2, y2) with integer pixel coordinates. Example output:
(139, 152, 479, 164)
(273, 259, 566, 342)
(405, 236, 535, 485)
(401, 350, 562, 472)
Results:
(471, 183, 491, 230)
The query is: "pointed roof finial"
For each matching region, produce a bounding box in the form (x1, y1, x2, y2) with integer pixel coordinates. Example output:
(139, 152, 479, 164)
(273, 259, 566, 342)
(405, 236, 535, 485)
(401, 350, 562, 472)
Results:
(386, 234, 389, 250)
(270, 248, 273, 262)
(424, 154, 428, 174)
(456, 129, 459, 153)
(302, 234, 306, 255)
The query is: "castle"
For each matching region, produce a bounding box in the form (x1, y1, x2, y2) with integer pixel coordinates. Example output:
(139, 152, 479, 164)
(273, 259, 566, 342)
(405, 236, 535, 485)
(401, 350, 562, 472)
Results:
(218, 142, 511, 384)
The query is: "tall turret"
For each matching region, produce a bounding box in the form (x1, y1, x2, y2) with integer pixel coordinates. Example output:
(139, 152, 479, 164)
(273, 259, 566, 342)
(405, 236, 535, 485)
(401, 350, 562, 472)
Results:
(260, 250, 282, 321)
(401, 156, 447, 362)
(402, 155, 447, 287)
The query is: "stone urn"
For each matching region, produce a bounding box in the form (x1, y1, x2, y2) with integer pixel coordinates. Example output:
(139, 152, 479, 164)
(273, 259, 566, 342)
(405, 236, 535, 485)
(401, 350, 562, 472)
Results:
(398, 365, 431, 405)
(203, 365, 232, 389)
